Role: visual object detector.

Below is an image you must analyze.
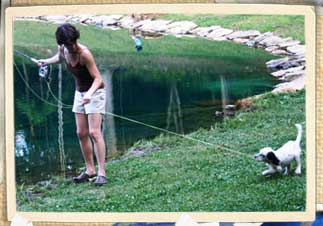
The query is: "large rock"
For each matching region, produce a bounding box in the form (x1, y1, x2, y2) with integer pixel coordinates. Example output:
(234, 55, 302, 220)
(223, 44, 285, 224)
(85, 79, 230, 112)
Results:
(212, 36, 228, 41)
(271, 66, 305, 78)
(265, 46, 279, 52)
(79, 15, 93, 24)
(279, 40, 301, 48)
(119, 16, 136, 29)
(259, 35, 286, 47)
(133, 19, 152, 29)
(271, 49, 292, 56)
(282, 70, 305, 81)
(246, 40, 256, 47)
(272, 75, 305, 93)
(91, 16, 104, 25)
(207, 28, 233, 39)
(254, 32, 273, 43)
(226, 30, 261, 40)
(165, 21, 198, 34)
(281, 59, 304, 69)
(101, 15, 124, 26)
(66, 16, 82, 23)
(232, 38, 249, 44)
(266, 57, 289, 69)
(287, 45, 305, 55)
(82, 16, 100, 25)
(40, 16, 67, 24)
(139, 20, 172, 32)
(191, 26, 221, 37)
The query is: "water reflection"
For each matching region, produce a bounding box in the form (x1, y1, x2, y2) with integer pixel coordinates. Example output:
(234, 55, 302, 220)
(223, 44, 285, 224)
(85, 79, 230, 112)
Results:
(15, 130, 28, 158)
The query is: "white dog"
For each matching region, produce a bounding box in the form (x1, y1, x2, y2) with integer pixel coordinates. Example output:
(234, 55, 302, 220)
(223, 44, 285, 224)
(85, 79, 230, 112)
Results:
(254, 124, 302, 176)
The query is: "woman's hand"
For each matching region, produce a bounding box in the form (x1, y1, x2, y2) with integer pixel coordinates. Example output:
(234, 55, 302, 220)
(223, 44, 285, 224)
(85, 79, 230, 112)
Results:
(82, 92, 92, 105)
(37, 59, 48, 67)
(37, 52, 61, 67)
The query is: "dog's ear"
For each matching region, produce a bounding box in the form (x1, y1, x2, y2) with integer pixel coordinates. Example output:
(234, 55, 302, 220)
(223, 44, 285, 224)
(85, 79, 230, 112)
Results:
(266, 152, 280, 165)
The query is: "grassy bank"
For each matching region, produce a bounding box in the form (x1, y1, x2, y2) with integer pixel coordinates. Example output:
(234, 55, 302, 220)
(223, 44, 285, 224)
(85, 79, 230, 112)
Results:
(17, 90, 306, 212)
(14, 21, 278, 61)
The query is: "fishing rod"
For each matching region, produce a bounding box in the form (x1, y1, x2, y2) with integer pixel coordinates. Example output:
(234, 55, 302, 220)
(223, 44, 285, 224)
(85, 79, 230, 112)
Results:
(15, 49, 39, 64)
(14, 49, 50, 79)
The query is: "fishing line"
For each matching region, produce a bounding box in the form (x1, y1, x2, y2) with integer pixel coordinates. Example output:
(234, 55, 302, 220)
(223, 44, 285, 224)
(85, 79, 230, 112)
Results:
(45, 82, 73, 108)
(14, 61, 252, 158)
(104, 112, 252, 158)
(14, 62, 67, 108)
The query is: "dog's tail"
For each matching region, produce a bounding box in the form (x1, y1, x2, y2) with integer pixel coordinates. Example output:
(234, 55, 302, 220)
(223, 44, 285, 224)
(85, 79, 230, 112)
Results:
(295, 123, 302, 144)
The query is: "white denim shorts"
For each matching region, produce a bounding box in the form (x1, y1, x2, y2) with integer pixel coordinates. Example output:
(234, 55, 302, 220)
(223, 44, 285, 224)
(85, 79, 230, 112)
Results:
(72, 88, 106, 114)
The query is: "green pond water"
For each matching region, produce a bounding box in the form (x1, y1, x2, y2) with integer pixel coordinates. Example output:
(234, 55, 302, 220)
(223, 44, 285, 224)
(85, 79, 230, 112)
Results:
(14, 37, 279, 184)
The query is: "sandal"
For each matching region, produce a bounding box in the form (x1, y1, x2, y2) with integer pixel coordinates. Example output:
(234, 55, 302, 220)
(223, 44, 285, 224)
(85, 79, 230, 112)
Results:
(93, 175, 108, 186)
(73, 172, 97, 183)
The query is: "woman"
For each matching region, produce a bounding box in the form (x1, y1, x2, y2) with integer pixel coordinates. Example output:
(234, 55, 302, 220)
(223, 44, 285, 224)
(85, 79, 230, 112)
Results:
(38, 23, 107, 186)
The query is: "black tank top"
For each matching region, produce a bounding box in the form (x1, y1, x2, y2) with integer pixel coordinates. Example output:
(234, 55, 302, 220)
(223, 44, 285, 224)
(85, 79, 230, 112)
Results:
(62, 48, 104, 92)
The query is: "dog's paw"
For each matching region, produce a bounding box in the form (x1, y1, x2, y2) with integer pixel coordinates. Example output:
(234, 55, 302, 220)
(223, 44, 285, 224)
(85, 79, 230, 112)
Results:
(262, 170, 276, 176)
(261, 171, 269, 176)
(295, 171, 302, 176)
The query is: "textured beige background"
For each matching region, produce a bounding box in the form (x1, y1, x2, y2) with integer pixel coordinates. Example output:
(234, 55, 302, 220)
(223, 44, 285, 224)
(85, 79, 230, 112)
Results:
(317, 13, 323, 205)
(10, 0, 322, 5)
(0, 0, 321, 225)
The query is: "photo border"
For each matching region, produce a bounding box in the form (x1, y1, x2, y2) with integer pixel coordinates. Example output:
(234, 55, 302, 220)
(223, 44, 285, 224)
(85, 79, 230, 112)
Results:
(317, 6, 323, 213)
(5, 3, 316, 222)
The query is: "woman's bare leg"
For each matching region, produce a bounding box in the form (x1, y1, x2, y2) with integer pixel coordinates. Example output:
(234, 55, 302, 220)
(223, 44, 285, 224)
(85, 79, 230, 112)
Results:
(75, 113, 96, 175)
(88, 113, 106, 177)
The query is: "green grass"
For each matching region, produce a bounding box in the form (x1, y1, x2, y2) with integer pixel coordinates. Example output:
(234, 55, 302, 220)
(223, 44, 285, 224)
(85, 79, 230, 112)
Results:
(14, 21, 277, 84)
(161, 14, 305, 43)
(17, 90, 306, 212)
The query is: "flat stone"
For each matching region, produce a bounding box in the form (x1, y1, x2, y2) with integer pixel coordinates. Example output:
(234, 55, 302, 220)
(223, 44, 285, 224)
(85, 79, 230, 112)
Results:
(119, 16, 136, 28)
(259, 35, 285, 47)
(271, 70, 287, 77)
(103, 26, 120, 31)
(139, 20, 172, 32)
(79, 15, 93, 23)
(279, 40, 301, 48)
(191, 26, 221, 37)
(246, 40, 256, 47)
(232, 38, 249, 44)
(271, 49, 292, 56)
(282, 71, 305, 81)
(265, 46, 279, 52)
(90, 16, 108, 26)
(165, 21, 198, 34)
(101, 15, 124, 26)
(281, 60, 303, 69)
(295, 57, 306, 63)
(266, 57, 289, 68)
(66, 16, 82, 23)
(226, 30, 261, 39)
(133, 19, 152, 28)
(211, 36, 228, 41)
(287, 45, 305, 55)
(89, 16, 105, 25)
(271, 65, 305, 78)
(272, 75, 305, 93)
(41, 15, 67, 23)
(254, 32, 273, 43)
(207, 28, 233, 39)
